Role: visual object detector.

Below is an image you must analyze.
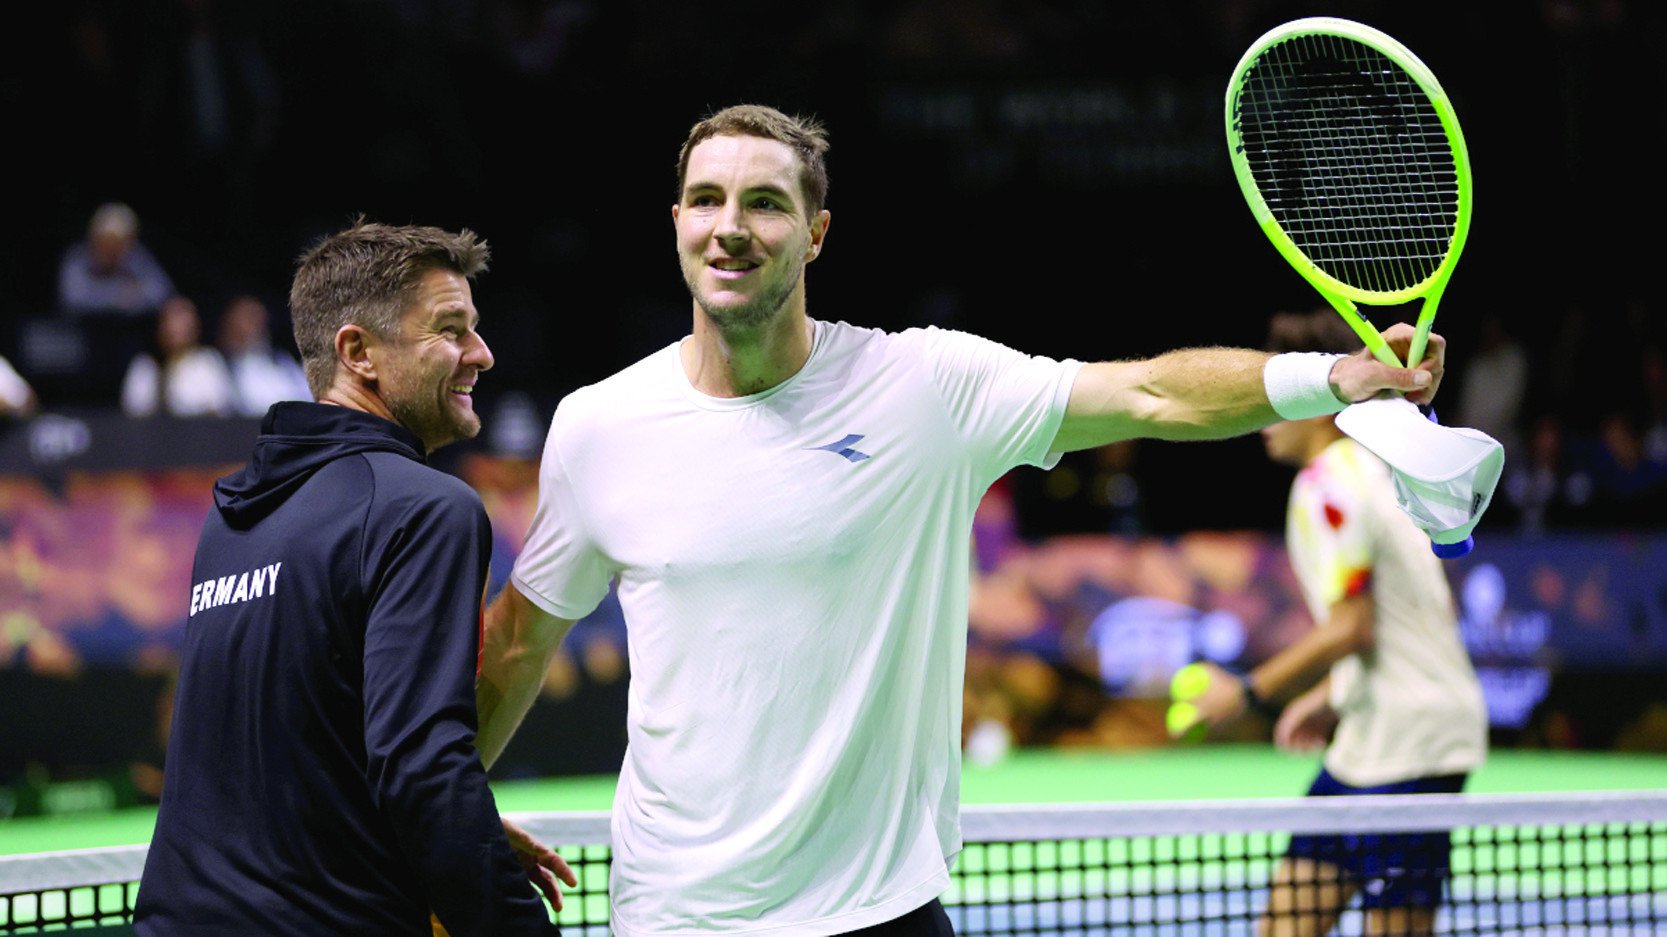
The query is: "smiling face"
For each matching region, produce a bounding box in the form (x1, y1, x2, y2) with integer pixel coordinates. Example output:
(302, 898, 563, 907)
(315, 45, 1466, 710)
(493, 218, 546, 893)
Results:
(673, 134, 829, 336)
(374, 267, 494, 452)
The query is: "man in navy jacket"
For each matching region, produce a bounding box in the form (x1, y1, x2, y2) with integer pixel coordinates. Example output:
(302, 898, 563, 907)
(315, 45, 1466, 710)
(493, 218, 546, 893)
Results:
(135, 220, 568, 936)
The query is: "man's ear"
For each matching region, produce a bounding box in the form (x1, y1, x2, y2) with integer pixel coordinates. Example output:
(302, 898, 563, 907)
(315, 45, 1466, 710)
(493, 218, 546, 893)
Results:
(805, 209, 830, 262)
(336, 324, 378, 384)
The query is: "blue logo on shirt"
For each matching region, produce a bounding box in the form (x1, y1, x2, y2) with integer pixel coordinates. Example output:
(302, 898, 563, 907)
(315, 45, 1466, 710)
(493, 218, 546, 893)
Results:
(807, 434, 871, 463)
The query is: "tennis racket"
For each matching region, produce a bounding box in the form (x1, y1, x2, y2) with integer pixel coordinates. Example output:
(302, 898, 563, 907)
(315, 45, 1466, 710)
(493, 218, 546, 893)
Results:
(1226, 17, 1472, 372)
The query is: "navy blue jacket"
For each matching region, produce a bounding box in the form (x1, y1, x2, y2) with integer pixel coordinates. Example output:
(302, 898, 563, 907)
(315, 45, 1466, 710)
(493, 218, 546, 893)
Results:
(136, 402, 557, 936)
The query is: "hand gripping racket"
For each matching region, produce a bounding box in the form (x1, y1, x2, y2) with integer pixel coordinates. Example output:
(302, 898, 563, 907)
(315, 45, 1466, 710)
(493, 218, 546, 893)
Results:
(1226, 17, 1472, 372)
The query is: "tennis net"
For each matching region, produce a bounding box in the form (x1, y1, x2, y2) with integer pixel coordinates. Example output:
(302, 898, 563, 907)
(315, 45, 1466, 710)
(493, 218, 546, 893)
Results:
(3, 791, 1663, 934)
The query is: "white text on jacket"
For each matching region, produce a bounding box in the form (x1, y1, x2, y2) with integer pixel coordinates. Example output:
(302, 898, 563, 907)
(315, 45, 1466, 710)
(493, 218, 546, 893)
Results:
(190, 563, 283, 616)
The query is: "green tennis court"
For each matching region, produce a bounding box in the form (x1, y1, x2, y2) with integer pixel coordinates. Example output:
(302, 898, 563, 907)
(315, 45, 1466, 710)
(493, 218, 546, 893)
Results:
(5, 746, 1665, 935)
(4, 744, 1663, 856)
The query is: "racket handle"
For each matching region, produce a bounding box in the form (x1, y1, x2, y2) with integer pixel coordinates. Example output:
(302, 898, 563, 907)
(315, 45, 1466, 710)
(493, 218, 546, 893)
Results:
(1407, 289, 1444, 370)
(1408, 330, 1431, 374)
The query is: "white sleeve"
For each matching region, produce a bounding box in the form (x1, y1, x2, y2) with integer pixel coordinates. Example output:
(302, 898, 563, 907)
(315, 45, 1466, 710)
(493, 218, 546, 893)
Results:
(908, 326, 1082, 475)
(509, 404, 614, 620)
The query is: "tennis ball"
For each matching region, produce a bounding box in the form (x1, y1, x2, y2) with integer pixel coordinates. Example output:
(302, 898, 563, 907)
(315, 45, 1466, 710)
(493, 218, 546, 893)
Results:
(1170, 662, 1211, 701)
(1166, 701, 1204, 742)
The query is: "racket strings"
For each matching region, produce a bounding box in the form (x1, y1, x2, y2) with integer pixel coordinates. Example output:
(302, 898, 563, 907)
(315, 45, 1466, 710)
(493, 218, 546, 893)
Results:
(1234, 33, 1460, 295)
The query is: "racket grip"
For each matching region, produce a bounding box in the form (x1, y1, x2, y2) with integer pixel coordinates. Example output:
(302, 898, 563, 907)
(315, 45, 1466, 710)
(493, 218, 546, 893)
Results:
(1407, 286, 1444, 368)
(1408, 331, 1430, 373)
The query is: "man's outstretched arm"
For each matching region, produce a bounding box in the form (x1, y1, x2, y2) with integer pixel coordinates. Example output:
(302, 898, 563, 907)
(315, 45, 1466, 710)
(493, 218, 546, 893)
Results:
(1051, 322, 1444, 453)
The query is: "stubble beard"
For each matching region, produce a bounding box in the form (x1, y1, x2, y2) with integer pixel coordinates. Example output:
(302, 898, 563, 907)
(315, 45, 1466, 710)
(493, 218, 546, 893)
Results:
(688, 258, 806, 341)
(386, 379, 479, 453)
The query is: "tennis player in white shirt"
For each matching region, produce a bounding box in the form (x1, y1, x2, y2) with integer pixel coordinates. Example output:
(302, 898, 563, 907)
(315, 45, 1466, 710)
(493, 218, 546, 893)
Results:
(477, 106, 1449, 937)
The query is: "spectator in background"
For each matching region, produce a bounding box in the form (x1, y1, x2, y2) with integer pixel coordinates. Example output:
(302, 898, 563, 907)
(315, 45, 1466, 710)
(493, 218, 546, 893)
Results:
(1584, 410, 1667, 525)
(121, 295, 235, 417)
(216, 294, 311, 416)
(1454, 311, 1527, 459)
(58, 202, 177, 316)
(0, 356, 39, 418)
(1501, 414, 1591, 535)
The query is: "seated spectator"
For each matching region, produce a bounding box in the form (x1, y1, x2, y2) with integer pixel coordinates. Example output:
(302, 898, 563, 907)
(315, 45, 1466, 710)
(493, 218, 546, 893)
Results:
(0, 355, 38, 418)
(1584, 410, 1667, 525)
(58, 202, 177, 317)
(1501, 414, 1591, 535)
(120, 296, 235, 417)
(216, 294, 310, 417)
(1454, 311, 1528, 458)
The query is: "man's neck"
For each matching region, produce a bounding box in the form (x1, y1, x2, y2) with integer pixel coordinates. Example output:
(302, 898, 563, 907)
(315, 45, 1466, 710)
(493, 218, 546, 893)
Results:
(682, 308, 815, 398)
(318, 380, 395, 426)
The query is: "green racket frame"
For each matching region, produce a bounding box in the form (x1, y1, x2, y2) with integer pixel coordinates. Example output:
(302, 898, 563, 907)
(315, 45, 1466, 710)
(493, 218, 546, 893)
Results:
(1226, 17, 1472, 370)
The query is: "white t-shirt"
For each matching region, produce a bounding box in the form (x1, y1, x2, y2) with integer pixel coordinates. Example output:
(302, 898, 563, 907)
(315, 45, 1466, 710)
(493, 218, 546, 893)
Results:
(226, 347, 312, 417)
(120, 348, 235, 418)
(1285, 437, 1487, 786)
(512, 320, 1079, 936)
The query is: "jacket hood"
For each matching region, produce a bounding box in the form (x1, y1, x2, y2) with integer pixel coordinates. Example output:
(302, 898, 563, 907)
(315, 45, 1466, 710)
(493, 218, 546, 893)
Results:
(213, 402, 427, 528)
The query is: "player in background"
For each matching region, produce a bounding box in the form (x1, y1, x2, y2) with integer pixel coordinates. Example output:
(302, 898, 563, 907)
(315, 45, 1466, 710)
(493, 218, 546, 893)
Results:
(1187, 309, 1487, 937)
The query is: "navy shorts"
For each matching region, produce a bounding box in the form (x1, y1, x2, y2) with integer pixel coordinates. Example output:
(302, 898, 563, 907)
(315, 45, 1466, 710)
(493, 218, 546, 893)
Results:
(1283, 768, 1468, 909)
(837, 899, 955, 937)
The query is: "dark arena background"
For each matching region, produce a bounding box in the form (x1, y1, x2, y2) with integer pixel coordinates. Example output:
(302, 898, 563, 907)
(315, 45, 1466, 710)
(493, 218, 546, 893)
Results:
(0, 3, 1664, 931)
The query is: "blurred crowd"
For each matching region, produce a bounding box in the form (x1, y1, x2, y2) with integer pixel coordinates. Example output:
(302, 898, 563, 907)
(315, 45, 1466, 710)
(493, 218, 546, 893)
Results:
(21, 201, 313, 421)
(7, 0, 1662, 534)
(14, 199, 1667, 538)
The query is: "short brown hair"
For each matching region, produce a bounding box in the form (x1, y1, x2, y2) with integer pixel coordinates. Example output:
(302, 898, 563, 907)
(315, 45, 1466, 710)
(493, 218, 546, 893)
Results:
(676, 104, 830, 214)
(1265, 308, 1362, 356)
(289, 217, 490, 396)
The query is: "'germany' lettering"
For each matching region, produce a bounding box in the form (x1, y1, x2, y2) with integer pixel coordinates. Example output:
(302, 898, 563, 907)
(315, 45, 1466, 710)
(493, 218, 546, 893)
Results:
(190, 562, 282, 617)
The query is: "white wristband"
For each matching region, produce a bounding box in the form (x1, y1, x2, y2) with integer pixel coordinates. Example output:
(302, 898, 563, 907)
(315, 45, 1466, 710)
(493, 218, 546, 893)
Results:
(1264, 352, 1346, 420)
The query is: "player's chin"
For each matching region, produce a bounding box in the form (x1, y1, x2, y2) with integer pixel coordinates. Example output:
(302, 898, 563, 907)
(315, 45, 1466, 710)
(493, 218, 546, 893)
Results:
(698, 294, 777, 332)
(700, 289, 757, 315)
